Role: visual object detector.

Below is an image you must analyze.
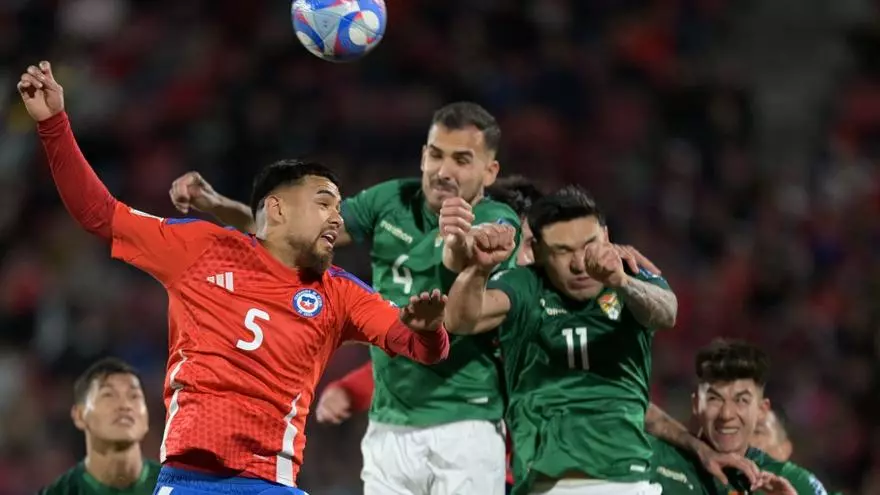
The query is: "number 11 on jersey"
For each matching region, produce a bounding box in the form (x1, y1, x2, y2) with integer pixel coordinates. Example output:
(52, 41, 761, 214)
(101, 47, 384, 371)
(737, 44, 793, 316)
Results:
(562, 327, 589, 370)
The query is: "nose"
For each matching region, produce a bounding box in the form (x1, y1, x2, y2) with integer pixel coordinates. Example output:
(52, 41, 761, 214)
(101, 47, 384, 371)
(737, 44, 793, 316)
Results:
(437, 158, 458, 181)
(718, 400, 736, 421)
(329, 209, 343, 228)
(570, 251, 586, 275)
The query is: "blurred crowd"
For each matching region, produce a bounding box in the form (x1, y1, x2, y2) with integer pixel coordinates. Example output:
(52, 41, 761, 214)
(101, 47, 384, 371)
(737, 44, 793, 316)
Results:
(0, 0, 878, 493)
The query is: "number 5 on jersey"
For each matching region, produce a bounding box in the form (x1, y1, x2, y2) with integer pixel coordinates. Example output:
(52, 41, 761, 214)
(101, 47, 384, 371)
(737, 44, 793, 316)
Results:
(239, 308, 269, 351)
(562, 327, 589, 370)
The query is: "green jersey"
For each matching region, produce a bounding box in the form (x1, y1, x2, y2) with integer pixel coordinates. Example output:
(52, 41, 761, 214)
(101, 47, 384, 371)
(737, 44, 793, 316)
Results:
(39, 460, 161, 495)
(651, 436, 832, 495)
(649, 436, 718, 495)
(725, 448, 830, 495)
(342, 178, 521, 426)
(487, 266, 670, 494)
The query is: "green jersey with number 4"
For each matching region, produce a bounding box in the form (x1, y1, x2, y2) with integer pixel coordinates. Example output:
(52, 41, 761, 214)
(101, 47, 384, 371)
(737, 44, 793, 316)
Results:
(342, 178, 521, 426)
(487, 265, 669, 495)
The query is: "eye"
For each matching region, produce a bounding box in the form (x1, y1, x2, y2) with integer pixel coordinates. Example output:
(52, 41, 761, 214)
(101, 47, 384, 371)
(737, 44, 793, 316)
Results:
(455, 156, 471, 165)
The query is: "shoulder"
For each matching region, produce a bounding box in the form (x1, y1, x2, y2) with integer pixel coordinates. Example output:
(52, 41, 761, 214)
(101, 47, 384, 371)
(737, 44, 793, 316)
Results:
(473, 197, 521, 226)
(327, 266, 378, 296)
(490, 265, 540, 285)
(117, 203, 230, 237)
(39, 464, 83, 495)
(749, 449, 828, 495)
(358, 178, 421, 201)
(487, 266, 541, 306)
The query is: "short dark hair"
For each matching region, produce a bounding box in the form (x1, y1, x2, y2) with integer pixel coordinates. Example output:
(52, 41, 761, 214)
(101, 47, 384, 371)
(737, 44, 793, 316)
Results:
(431, 102, 501, 152)
(486, 175, 544, 217)
(73, 357, 142, 404)
(527, 185, 605, 244)
(250, 159, 341, 217)
(695, 339, 770, 388)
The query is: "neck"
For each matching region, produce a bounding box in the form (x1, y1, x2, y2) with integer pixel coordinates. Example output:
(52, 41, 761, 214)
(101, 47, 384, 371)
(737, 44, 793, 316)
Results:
(259, 234, 303, 270)
(84, 441, 143, 489)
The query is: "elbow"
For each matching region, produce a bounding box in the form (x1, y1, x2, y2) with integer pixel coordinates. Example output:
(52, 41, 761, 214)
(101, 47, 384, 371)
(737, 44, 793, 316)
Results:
(443, 314, 477, 336)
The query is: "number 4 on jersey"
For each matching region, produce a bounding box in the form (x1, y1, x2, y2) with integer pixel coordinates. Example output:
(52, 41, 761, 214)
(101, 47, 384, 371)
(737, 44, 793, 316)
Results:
(392, 254, 413, 294)
(562, 327, 589, 370)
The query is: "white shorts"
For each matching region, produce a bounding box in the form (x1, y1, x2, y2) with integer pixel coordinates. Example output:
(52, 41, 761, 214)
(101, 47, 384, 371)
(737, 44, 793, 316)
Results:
(531, 479, 662, 495)
(361, 419, 506, 495)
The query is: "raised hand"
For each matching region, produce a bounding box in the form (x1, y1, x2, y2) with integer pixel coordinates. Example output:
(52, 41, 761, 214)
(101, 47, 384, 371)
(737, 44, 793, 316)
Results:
(610, 244, 661, 275)
(583, 242, 627, 288)
(315, 385, 353, 425)
(17, 61, 64, 122)
(400, 289, 447, 333)
(753, 472, 797, 495)
(170, 171, 223, 214)
(695, 446, 761, 488)
(471, 223, 516, 271)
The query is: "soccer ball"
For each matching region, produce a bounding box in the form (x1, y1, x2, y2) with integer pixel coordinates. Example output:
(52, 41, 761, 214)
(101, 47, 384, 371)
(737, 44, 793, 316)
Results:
(291, 0, 387, 62)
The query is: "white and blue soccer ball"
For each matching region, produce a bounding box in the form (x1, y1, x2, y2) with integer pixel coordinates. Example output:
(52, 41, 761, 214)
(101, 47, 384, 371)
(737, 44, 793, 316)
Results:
(291, 0, 387, 62)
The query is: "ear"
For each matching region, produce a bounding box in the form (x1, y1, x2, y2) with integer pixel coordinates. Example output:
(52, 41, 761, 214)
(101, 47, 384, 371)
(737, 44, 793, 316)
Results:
(263, 195, 283, 224)
(482, 159, 500, 187)
(760, 397, 771, 415)
(420, 146, 428, 171)
(691, 391, 699, 417)
(602, 226, 610, 242)
(71, 404, 86, 431)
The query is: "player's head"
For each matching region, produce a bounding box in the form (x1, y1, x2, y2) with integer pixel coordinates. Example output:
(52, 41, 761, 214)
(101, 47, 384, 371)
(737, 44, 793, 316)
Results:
(250, 159, 343, 274)
(71, 357, 148, 449)
(421, 102, 501, 211)
(692, 339, 770, 456)
(486, 175, 544, 266)
(750, 406, 792, 461)
(528, 185, 608, 300)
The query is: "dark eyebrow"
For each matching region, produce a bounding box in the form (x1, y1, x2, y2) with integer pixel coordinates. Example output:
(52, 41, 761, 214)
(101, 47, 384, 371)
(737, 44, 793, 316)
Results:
(428, 144, 474, 158)
(547, 234, 600, 251)
(316, 188, 340, 199)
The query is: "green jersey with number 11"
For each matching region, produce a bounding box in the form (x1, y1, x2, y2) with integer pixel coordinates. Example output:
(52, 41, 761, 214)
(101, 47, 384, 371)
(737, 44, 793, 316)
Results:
(487, 265, 670, 495)
(342, 178, 521, 426)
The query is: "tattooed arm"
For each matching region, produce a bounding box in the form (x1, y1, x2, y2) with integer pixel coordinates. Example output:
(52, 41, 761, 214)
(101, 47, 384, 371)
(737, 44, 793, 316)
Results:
(618, 275, 677, 329)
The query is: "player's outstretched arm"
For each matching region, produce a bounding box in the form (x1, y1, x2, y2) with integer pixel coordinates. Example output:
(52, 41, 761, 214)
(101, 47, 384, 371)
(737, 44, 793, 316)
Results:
(170, 171, 256, 233)
(19, 61, 116, 240)
(170, 171, 354, 246)
(583, 242, 677, 329)
(444, 224, 516, 335)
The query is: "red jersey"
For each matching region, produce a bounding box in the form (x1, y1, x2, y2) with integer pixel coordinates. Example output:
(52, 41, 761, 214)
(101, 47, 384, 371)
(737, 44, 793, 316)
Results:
(37, 112, 448, 488)
(110, 203, 410, 485)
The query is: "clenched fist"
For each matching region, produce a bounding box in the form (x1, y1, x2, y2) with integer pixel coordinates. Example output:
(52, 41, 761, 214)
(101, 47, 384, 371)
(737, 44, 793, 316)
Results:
(170, 171, 223, 214)
(17, 61, 64, 122)
(583, 242, 627, 288)
(471, 224, 516, 272)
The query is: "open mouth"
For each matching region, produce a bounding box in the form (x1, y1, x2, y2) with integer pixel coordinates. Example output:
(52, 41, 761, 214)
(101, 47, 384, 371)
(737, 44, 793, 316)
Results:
(714, 426, 740, 437)
(320, 231, 338, 245)
(114, 416, 135, 426)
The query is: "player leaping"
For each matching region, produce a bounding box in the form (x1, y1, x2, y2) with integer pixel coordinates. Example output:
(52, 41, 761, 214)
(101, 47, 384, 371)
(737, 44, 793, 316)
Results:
(18, 61, 450, 495)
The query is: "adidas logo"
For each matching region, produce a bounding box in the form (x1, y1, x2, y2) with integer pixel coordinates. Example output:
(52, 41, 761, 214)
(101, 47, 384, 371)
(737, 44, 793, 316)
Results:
(206, 272, 234, 292)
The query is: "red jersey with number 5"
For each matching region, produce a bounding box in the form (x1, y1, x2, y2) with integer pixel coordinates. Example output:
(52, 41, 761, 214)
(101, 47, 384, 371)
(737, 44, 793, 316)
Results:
(111, 203, 405, 486)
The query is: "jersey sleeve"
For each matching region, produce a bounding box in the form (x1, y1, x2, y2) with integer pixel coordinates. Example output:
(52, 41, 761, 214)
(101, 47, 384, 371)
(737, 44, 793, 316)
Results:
(633, 267, 672, 291)
(778, 463, 829, 495)
(111, 202, 222, 285)
(486, 267, 540, 336)
(332, 268, 401, 347)
(340, 179, 402, 244)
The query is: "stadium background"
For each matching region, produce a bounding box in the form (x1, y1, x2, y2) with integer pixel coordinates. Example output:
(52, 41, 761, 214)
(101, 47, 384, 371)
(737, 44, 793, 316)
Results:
(1, 0, 878, 493)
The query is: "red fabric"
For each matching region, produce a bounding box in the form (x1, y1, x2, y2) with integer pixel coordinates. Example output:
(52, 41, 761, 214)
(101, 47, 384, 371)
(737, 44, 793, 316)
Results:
(36, 112, 449, 487)
(384, 321, 449, 365)
(332, 361, 374, 413)
(37, 112, 116, 240)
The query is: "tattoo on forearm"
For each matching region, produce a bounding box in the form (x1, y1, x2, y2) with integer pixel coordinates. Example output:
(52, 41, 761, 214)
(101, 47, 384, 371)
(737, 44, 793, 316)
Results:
(618, 277, 678, 329)
(645, 404, 696, 450)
